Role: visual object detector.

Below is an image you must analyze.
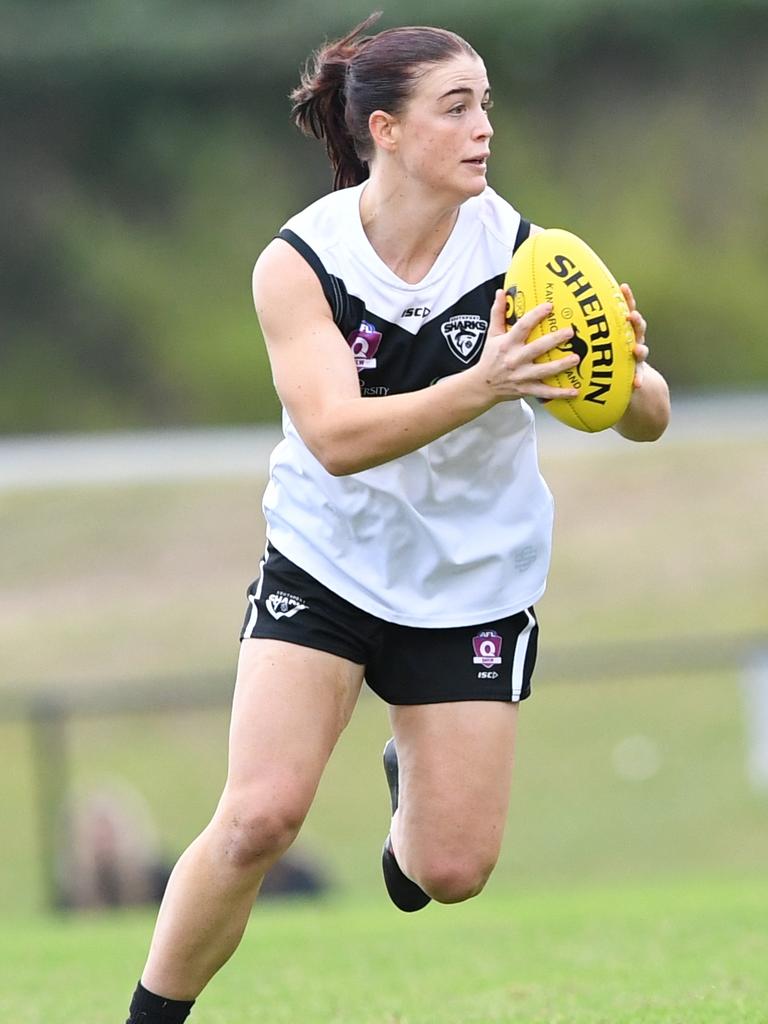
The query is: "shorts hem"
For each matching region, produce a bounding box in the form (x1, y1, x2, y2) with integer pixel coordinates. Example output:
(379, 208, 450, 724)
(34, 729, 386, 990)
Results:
(371, 689, 532, 706)
(240, 631, 366, 667)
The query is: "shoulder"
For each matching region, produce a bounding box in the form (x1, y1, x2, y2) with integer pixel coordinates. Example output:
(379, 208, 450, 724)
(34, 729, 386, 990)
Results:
(253, 187, 363, 303)
(466, 186, 524, 250)
(252, 236, 330, 322)
(281, 184, 364, 251)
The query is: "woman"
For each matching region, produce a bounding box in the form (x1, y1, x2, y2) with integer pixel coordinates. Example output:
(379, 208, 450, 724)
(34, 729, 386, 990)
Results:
(125, 15, 670, 1024)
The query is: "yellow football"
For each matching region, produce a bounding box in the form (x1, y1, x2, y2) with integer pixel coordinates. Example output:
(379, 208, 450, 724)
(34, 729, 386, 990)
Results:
(504, 228, 636, 432)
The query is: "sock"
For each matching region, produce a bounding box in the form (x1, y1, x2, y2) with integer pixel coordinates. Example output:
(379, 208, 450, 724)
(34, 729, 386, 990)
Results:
(126, 981, 195, 1024)
(381, 835, 431, 913)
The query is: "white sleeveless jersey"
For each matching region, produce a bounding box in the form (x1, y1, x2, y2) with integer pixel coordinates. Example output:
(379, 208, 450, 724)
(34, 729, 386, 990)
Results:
(261, 183, 554, 627)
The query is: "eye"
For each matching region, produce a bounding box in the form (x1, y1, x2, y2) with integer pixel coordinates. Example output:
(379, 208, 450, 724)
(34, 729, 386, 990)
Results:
(449, 103, 467, 115)
(482, 98, 494, 112)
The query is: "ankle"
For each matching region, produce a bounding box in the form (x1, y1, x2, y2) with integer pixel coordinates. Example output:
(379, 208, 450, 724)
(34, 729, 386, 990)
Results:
(126, 981, 195, 1024)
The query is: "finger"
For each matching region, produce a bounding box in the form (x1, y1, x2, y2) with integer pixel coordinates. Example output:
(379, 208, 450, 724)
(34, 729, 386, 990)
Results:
(526, 381, 581, 400)
(536, 351, 582, 379)
(524, 325, 575, 361)
(506, 301, 553, 342)
(489, 289, 508, 336)
(515, 357, 580, 388)
(627, 309, 647, 345)
(627, 308, 645, 327)
(620, 283, 636, 311)
(632, 341, 650, 364)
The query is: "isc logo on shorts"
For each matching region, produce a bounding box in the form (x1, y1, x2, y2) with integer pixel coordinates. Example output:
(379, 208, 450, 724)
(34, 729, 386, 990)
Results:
(266, 591, 309, 620)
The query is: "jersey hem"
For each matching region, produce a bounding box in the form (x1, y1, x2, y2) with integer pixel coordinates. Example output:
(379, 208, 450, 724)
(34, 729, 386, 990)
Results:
(265, 529, 547, 629)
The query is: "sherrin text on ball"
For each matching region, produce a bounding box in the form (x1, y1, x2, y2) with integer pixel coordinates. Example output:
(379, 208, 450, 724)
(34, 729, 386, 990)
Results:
(504, 229, 636, 432)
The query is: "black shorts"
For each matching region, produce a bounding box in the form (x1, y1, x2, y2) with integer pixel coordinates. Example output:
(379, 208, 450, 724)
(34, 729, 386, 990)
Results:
(240, 543, 539, 705)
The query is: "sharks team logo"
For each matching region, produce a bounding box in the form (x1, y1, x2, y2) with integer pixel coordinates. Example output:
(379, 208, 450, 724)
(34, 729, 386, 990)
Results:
(266, 591, 309, 620)
(440, 314, 488, 364)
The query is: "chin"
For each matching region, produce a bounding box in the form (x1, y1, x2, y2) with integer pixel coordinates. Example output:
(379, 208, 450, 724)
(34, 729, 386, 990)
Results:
(461, 177, 487, 201)
(430, 174, 487, 206)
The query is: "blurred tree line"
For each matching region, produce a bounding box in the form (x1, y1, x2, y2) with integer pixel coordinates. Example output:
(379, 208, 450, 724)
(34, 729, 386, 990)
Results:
(2, 0, 767, 433)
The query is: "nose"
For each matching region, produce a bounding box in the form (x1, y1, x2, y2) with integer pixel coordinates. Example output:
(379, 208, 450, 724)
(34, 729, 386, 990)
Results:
(475, 108, 493, 140)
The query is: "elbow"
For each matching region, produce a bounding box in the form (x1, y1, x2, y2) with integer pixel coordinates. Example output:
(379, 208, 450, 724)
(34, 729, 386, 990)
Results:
(636, 420, 668, 443)
(310, 439, 367, 477)
(616, 376, 671, 442)
(615, 406, 670, 443)
(322, 456, 358, 477)
(647, 412, 670, 442)
(642, 388, 672, 442)
(630, 405, 671, 442)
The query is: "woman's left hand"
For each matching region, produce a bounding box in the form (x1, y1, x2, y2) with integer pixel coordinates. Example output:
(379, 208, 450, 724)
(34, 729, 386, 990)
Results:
(621, 282, 648, 389)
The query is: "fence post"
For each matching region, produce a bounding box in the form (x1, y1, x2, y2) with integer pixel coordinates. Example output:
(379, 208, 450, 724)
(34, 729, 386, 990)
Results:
(742, 646, 768, 793)
(29, 698, 70, 911)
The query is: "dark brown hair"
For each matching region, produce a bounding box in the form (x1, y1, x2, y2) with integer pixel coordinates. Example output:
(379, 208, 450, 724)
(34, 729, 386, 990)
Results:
(291, 13, 476, 190)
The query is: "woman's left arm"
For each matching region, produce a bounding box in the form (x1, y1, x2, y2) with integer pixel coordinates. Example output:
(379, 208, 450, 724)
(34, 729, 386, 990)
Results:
(613, 283, 671, 442)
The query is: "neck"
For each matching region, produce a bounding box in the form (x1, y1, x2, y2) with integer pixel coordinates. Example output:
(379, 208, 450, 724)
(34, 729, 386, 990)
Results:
(359, 174, 463, 284)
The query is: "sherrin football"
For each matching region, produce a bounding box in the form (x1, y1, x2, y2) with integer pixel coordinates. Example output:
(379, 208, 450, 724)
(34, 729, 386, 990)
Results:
(504, 228, 636, 433)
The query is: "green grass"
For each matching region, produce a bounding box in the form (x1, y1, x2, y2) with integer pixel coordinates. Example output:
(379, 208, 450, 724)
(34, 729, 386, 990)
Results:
(3, 878, 768, 1023)
(1, 433, 767, 1018)
(1, 436, 766, 689)
(3, 667, 768, 915)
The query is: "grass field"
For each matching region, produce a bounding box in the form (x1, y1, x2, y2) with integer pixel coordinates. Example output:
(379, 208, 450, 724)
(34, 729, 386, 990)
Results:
(1, 429, 767, 1020)
(3, 878, 768, 1023)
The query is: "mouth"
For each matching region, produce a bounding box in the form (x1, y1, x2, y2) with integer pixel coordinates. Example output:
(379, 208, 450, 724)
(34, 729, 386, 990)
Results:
(463, 155, 490, 169)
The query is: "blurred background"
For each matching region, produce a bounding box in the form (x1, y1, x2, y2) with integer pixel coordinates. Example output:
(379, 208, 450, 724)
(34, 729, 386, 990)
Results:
(1, 0, 767, 917)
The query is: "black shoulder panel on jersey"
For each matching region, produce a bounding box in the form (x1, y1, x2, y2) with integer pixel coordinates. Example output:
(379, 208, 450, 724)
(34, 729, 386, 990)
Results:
(350, 276, 504, 397)
(276, 229, 351, 329)
(513, 218, 531, 252)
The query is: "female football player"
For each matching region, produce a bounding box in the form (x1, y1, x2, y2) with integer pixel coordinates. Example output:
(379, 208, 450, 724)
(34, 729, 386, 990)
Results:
(125, 14, 669, 1023)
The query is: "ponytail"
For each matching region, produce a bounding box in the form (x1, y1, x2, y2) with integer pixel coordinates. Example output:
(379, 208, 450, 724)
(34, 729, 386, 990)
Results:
(291, 16, 475, 191)
(290, 13, 381, 190)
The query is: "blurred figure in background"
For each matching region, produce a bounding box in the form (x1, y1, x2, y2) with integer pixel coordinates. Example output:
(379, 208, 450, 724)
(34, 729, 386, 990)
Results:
(57, 780, 169, 910)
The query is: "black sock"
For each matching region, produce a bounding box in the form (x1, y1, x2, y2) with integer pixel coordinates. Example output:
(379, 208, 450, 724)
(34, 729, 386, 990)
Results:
(126, 981, 195, 1024)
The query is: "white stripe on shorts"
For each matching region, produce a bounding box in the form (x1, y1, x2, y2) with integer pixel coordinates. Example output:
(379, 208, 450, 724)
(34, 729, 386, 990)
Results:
(510, 607, 536, 701)
(242, 544, 270, 638)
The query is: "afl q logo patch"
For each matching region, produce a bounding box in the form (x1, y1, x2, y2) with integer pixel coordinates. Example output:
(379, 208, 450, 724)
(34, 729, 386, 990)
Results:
(441, 314, 488, 364)
(347, 321, 382, 372)
(472, 630, 503, 668)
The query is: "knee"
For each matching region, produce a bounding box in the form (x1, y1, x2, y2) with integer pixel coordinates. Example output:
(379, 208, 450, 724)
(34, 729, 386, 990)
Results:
(416, 854, 497, 904)
(213, 796, 307, 872)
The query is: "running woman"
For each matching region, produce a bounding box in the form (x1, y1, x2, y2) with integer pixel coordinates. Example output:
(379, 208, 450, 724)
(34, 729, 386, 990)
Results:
(124, 15, 670, 1023)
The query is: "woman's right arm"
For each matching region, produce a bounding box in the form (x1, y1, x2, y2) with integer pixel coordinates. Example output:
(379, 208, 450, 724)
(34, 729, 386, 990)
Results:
(252, 239, 580, 476)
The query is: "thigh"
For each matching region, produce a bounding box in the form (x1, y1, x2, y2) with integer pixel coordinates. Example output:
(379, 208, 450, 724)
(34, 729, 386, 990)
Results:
(224, 638, 365, 812)
(390, 700, 519, 859)
(367, 608, 539, 705)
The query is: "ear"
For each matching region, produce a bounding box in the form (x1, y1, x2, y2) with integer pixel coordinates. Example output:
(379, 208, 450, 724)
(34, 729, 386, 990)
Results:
(368, 109, 399, 153)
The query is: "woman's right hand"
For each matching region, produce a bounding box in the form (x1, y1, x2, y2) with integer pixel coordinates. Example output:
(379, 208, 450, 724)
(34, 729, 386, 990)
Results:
(473, 289, 581, 403)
